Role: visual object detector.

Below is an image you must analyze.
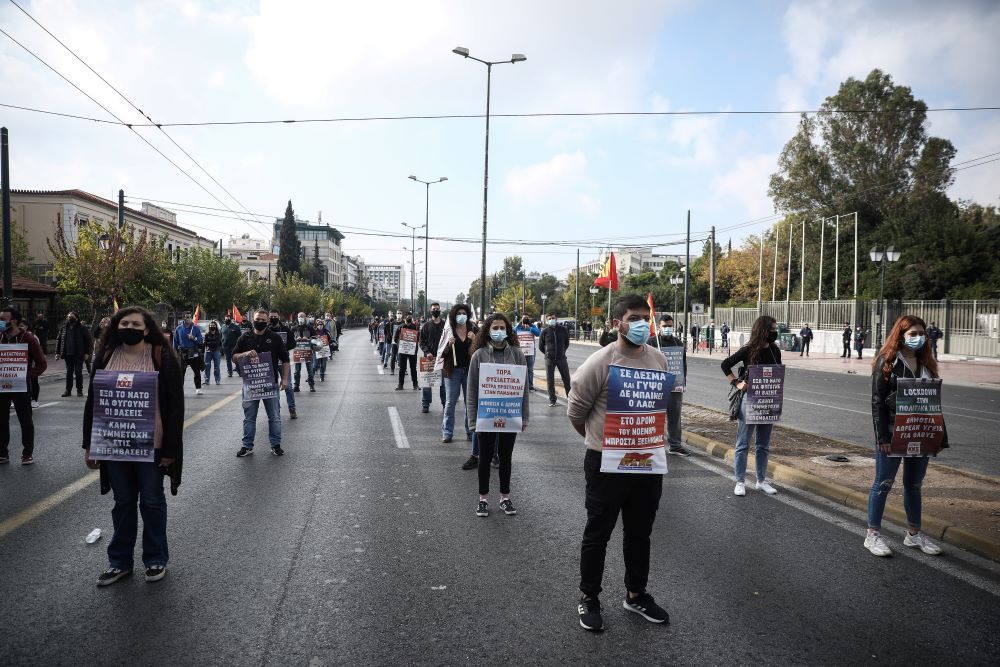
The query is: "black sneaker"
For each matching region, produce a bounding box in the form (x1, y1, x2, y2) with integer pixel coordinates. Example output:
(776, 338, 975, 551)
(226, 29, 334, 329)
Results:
(61, 391, 72, 397)
(271, 446, 285, 456)
(237, 447, 253, 457)
(421, 406, 429, 413)
(668, 446, 691, 457)
(309, 385, 315, 393)
(623, 592, 669, 624)
(549, 401, 558, 407)
(499, 498, 517, 515)
(77, 391, 84, 397)
(97, 567, 131, 587)
(578, 595, 604, 631)
(0, 454, 8, 464)
(461, 455, 479, 470)
(289, 410, 297, 420)
(395, 385, 404, 391)
(294, 386, 300, 393)
(476, 500, 489, 517)
(145, 565, 167, 583)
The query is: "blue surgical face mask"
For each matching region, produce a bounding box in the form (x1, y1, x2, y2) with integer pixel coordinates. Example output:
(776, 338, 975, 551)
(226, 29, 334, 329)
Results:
(547, 319, 556, 327)
(624, 320, 650, 345)
(661, 326, 673, 336)
(490, 329, 506, 342)
(456, 314, 468, 325)
(904, 335, 926, 350)
(0, 321, 7, 333)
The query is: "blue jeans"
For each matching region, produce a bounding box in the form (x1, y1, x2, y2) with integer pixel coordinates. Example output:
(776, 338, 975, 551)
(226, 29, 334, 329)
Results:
(312, 356, 327, 380)
(442, 367, 472, 439)
(242, 393, 282, 448)
(867, 448, 929, 530)
(105, 461, 168, 570)
(734, 396, 773, 483)
(525, 354, 536, 389)
(667, 391, 683, 447)
(422, 383, 446, 409)
(276, 363, 295, 411)
(204, 350, 222, 383)
(223, 346, 236, 375)
(294, 361, 314, 388)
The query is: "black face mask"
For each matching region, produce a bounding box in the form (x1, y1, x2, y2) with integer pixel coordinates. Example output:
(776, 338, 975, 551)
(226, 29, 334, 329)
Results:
(118, 328, 146, 345)
(269, 317, 279, 325)
(254, 320, 268, 331)
(431, 310, 441, 318)
(766, 331, 778, 344)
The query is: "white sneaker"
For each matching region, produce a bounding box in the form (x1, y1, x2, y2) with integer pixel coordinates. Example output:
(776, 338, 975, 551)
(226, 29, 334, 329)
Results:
(31, 400, 40, 409)
(903, 532, 942, 555)
(864, 531, 893, 557)
(195, 388, 203, 395)
(733, 482, 746, 497)
(755, 480, 778, 495)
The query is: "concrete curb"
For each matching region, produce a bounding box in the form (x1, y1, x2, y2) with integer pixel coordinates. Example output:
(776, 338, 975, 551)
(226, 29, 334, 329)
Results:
(682, 430, 1000, 564)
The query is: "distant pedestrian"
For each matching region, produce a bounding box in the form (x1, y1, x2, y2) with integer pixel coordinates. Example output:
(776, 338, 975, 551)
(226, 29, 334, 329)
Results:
(799, 322, 813, 357)
(56, 311, 92, 398)
(419, 303, 447, 413)
(539, 314, 572, 408)
(394, 313, 420, 391)
(598, 320, 617, 347)
(721, 315, 782, 497)
(221, 316, 242, 377)
(841, 323, 852, 358)
(514, 315, 541, 392)
(568, 294, 671, 632)
(203, 321, 222, 386)
(234, 309, 290, 456)
(83, 306, 183, 586)
(927, 322, 943, 360)
(291, 312, 315, 393)
(31, 312, 49, 351)
(866, 315, 944, 558)
(0, 307, 47, 465)
(310, 318, 329, 382)
(648, 315, 689, 456)
(467, 313, 528, 518)
(854, 326, 866, 359)
(268, 310, 296, 418)
(440, 304, 475, 449)
(172, 313, 204, 395)
(705, 319, 716, 354)
(720, 322, 730, 350)
(382, 314, 397, 369)
(690, 323, 700, 353)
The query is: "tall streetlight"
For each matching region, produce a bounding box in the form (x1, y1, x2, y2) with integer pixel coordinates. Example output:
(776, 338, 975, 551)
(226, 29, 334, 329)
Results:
(408, 175, 447, 317)
(589, 286, 599, 340)
(401, 222, 426, 313)
(870, 245, 901, 350)
(670, 273, 684, 318)
(452, 46, 527, 318)
(541, 293, 548, 319)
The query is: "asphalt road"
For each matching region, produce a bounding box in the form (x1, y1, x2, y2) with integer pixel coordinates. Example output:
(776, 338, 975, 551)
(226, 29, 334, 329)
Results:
(2, 331, 999, 666)
(562, 343, 1000, 478)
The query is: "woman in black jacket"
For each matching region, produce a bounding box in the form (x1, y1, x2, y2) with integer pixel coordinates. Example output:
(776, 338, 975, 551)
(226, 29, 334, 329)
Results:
(721, 316, 781, 497)
(203, 320, 223, 386)
(865, 314, 943, 558)
(83, 306, 185, 586)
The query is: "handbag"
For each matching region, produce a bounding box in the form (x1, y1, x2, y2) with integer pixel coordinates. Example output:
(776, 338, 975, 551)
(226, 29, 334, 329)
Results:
(727, 366, 747, 421)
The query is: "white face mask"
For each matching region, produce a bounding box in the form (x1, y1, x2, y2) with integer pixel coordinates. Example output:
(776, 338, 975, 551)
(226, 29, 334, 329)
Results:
(298, 317, 305, 325)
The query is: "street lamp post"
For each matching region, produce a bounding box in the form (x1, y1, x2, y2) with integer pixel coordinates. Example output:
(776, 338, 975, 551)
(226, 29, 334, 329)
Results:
(589, 286, 598, 341)
(670, 274, 683, 318)
(401, 222, 426, 313)
(452, 46, 527, 320)
(541, 293, 548, 320)
(408, 175, 447, 317)
(870, 245, 901, 350)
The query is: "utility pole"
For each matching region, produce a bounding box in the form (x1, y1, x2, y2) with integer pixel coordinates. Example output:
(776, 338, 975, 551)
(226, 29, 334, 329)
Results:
(853, 212, 858, 298)
(834, 214, 840, 299)
(757, 232, 764, 310)
(709, 225, 716, 319)
(818, 218, 825, 300)
(118, 189, 125, 228)
(683, 210, 690, 345)
(800, 220, 806, 301)
(786, 219, 793, 302)
(772, 228, 779, 301)
(1, 128, 11, 307)
(575, 248, 580, 339)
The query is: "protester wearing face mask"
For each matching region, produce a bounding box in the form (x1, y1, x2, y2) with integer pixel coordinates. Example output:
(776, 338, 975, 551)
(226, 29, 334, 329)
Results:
(598, 319, 618, 347)
(221, 316, 242, 377)
(866, 315, 946, 558)
(721, 316, 782, 497)
(854, 326, 867, 359)
(0, 307, 47, 465)
(203, 321, 223, 386)
(310, 317, 329, 382)
(171, 313, 204, 396)
(419, 303, 447, 413)
(467, 313, 529, 518)
(394, 313, 420, 391)
(441, 304, 475, 448)
(538, 314, 571, 407)
(514, 316, 541, 392)
(234, 309, 290, 456)
(648, 315, 689, 456)
(382, 314, 397, 369)
(268, 310, 297, 418)
(842, 322, 853, 358)
(291, 311, 315, 393)
(56, 311, 93, 397)
(388, 310, 404, 374)
(567, 295, 671, 632)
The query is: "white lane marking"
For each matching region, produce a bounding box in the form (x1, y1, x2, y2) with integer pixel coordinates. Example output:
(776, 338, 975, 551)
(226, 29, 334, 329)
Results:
(376, 364, 385, 375)
(388, 406, 410, 449)
(783, 397, 870, 415)
(683, 453, 1000, 598)
(33, 402, 59, 410)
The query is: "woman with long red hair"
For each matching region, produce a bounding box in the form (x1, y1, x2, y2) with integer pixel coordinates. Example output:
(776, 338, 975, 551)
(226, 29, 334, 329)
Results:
(867, 314, 945, 557)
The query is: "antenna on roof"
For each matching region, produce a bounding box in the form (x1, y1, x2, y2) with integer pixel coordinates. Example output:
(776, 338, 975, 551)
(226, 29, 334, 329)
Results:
(318, 210, 322, 223)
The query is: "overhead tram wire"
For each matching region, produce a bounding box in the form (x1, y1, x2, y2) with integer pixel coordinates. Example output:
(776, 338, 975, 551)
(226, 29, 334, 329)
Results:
(0, 25, 272, 239)
(4, 0, 269, 239)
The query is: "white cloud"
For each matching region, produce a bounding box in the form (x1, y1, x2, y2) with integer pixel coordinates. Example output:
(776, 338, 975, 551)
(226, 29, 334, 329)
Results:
(706, 153, 777, 220)
(504, 150, 587, 203)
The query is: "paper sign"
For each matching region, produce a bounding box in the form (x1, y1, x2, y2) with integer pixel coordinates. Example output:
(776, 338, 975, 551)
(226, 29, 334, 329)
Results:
(88, 370, 158, 462)
(475, 363, 527, 433)
(517, 331, 536, 357)
(744, 364, 785, 424)
(398, 328, 419, 356)
(275, 331, 287, 345)
(661, 346, 685, 391)
(313, 336, 331, 359)
(241, 351, 278, 401)
(0, 343, 29, 393)
(600, 365, 674, 474)
(890, 378, 946, 457)
(419, 356, 440, 388)
(293, 342, 312, 363)
(378, 331, 385, 343)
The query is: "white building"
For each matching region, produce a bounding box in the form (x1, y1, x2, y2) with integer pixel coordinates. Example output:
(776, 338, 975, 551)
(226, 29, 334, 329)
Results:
(272, 218, 345, 287)
(368, 264, 405, 304)
(344, 255, 367, 292)
(224, 234, 279, 282)
(576, 248, 686, 277)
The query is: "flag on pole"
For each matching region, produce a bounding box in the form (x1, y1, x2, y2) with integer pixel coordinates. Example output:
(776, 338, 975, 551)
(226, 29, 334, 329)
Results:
(647, 292, 655, 324)
(193, 305, 200, 324)
(113, 298, 120, 314)
(593, 252, 618, 291)
(232, 304, 243, 324)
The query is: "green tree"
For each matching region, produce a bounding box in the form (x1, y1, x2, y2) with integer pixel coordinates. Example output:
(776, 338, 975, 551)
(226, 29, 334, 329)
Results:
(454, 292, 466, 306)
(493, 284, 539, 318)
(277, 200, 301, 277)
(0, 226, 33, 277)
(271, 274, 324, 316)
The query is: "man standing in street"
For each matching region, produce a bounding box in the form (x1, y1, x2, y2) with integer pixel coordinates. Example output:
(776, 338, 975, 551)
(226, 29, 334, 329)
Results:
(172, 313, 204, 395)
(31, 312, 49, 353)
(799, 322, 813, 357)
(705, 319, 716, 354)
(648, 314, 690, 456)
(854, 326, 867, 359)
(539, 314, 571, 407)
(382, 313, 396, 369)
(928, 322, 943, 360)
(568, 294, 671, 632)
(598, 320, 617, 347)
(419, 302, 447, 413)
(514, 315, 541, 392)
(291, 312, 315, 393)
(690, 322, 700, 354)
(0, 307, 47, 465)
(720, 322, 730, 351)
(233, 309, 289, 457)
(221, 315, 242, 377)
(268, 309, 297, 418)
(56, 311, 92, 398)
(841, 322, 852, 358)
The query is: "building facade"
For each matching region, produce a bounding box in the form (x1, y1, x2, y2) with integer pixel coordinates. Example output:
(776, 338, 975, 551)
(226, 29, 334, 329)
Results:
(368, 264, 405, 305)
(272, 218, 345, 288)
(223, 235, 279, 282)
(576, 247, 686, 277)
(9, 189, 213, 285)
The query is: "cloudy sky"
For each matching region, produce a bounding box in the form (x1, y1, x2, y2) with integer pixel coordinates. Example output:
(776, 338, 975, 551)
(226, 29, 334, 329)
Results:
(2, 0, 998, 302)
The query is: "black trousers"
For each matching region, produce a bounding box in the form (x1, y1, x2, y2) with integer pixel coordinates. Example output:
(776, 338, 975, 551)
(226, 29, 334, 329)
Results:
(477, 432, 516, 495)
(181, 357, 202, 389)
(842, 340, 851, 357)
(30, 376, 40, 402)
(545, 357, 571, 403)
(397, 354, 418, 387)
(64, 355, 85, 392)
(0, 392, 34, 457)
(800, 339, 810, 355)
(580, 449, 662, 597)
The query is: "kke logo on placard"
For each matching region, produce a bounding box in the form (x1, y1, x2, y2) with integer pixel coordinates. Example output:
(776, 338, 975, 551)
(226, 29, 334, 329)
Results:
(116, 373, 135, 389)
(493, 417, 506, 429)
(618, 452, 654, 470)
(0, 381, 12, 390)
(762, 366, 773, 378)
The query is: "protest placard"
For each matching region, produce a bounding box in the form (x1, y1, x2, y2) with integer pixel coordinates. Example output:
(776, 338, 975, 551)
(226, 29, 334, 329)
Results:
(398, 328, 419, 355)
(517, 331, 535, 357)
(378, 331, 385, 344)
(241, 351, 278, 401)
(890, 378, 946, 457)
(292, 342, 312, 363)
(419, 356, 440, 388)
(275, 331, 287, 346)
(600, 365, 674, 474)
(0, 343, 29, 393)
(313, 335, 331, 359)
(661, 346, 685, 391)
(475, 363, 527, 433)
(744, 364, 785, 424)
(88, 370, 158, 462)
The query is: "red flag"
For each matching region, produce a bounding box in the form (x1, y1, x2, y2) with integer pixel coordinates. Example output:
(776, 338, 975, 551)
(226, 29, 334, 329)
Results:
(232, 304, 243, 324)
(193, 304, 200, 324)
(593, 252, 618, 291)
(647, 292, 655, 324)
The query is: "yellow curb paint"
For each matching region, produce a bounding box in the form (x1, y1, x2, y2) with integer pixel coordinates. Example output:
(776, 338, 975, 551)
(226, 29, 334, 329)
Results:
(0, 389, 242, 540)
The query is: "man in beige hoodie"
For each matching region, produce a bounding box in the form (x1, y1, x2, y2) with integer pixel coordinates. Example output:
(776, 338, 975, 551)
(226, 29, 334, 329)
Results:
(567, 294, 670, 632)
